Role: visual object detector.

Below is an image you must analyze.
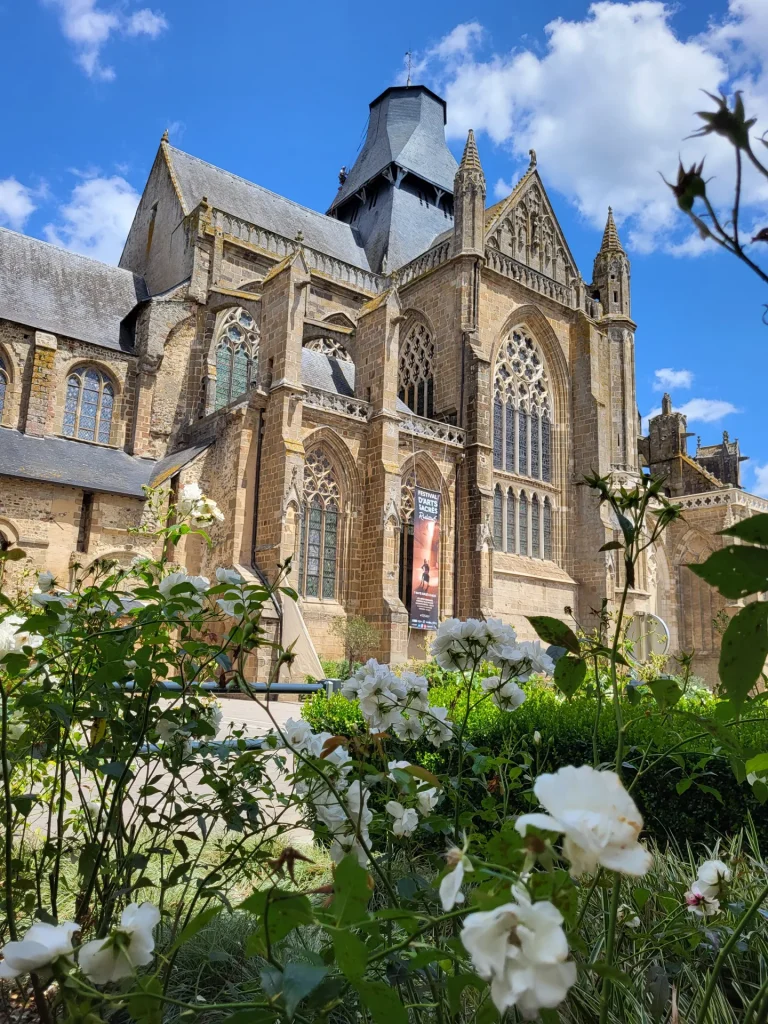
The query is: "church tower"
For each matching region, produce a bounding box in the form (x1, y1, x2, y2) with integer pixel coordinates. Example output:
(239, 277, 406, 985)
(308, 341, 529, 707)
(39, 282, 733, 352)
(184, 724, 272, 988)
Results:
(453, 129, 486, 257)
(592, 208, 637, 473)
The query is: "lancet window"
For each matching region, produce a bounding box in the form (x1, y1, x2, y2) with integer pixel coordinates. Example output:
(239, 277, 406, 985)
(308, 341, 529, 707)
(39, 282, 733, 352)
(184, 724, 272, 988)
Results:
(519, 492, 529, 556)
(531, 495, 541, 558)
(492, 329, 552, 482)
(0, 355, 7, 422)
(544, 498, 553, 560)
(493, 485, 503, 550)
(215, 307, 260, 410)
(398, 321, 435, 419)
(63, 367, 114, 443)
(506, 490, 516, 553)
(298, 447, 341, 601)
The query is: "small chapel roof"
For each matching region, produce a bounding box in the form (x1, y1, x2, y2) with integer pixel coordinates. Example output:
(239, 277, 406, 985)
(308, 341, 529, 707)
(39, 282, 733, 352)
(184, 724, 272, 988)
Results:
(164, 145, 372, 271)
(0, 228, 147, 351)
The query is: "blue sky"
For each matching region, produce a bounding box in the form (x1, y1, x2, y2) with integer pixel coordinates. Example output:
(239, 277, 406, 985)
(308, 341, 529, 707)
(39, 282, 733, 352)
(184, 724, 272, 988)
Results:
(2, 0, 768, 492)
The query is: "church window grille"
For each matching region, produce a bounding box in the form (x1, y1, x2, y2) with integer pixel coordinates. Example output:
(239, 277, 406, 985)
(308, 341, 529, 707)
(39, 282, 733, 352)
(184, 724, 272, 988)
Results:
(505, 403, 515, 473)
(493, 397, 503, 469)
(493, 486, 503, 550)
(398, 322, 435, 419)
(492, 329, 552, 480)
(63, 367, 114, 443)
(543, 498, 553, 560)
(298, 447, 341, 601)
(531, 495, 541, 558)
(304, 337, 353, 362)
(519, 492, 528, 556)
(0, 356, 7, 422)
(506, 489, 516, 553)
(542, 414, 552, 483)
(214, 307, 259, 410)
(531, 410, 540, 479)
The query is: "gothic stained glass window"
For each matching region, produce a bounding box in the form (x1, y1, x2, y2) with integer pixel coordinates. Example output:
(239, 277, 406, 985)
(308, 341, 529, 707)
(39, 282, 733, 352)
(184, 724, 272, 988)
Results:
(531, 411, 540, 479)
(493, 486, 503, 550)
(518, 408, 528, 476)
(214, 307, 260, 410)
(542, 414, 552, 483)
(398, 322, 435, 419)
(0, 356, 7, 422)
(531, 495, 541, 558)
(505, 403, 515, 473)
(62, 367, 114, 443)
(506, 490, 516, 553)
(543, 498, 553, 560)
(298, 447, 341, 601)
(493, 397, 503, 469)
(519, 492, 528, 556)
(492, 328, 552, 480)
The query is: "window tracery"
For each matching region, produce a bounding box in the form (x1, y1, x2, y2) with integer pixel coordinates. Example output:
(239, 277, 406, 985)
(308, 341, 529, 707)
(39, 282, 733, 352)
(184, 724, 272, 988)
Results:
(543, 498, 553, 560)
(63, 367, 114, 443)
(493, 485, 503, 550)
(0, 355, 7, 422)
(398, 321, 434, 419)
(492, 329, 552, 482)
(214, 307, 259, 410)
(298, 447, 341, 600)
(304, 337, 353, 362)
(506, 489, 516, 553)
(531, 495, 541, 558)
(519, 492, 528, 556)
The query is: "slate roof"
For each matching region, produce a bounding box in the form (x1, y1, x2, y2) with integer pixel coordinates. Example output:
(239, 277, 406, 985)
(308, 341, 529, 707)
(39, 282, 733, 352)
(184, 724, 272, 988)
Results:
(299, 347, 410, 413)
(330, 86, 458, 211)
(0, 228, 148, 351)
(164, 145, 372, 271)
(0, 431, 210, 498)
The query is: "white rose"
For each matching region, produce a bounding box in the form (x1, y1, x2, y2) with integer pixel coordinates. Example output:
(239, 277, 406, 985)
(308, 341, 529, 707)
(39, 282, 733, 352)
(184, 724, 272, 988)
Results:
(416, 787, 440, 816)
(439, 848, 473, 911)
(158, 571, 210, 601)
(516, 765, 652, 878)
(37, 571, 55, 593)
(696, 859, 731, 899)
(386, 800, 419, 837)
(0, 921, 79, 980)
(78, 903, 160, 985)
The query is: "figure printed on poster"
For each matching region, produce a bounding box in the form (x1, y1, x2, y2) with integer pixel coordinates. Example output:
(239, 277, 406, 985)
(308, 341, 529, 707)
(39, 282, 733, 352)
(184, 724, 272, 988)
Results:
(410, 487, 440, 630)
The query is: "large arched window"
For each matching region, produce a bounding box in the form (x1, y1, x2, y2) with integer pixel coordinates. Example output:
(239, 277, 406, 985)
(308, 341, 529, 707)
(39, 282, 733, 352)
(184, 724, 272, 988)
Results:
(0, 355, 7, 423)
(63, 367, 114, 443)
(215, 307, 259, 410)
(492, 329, 552, 482)
(298, 447, 341, 600)
(398, 321, 434, 418)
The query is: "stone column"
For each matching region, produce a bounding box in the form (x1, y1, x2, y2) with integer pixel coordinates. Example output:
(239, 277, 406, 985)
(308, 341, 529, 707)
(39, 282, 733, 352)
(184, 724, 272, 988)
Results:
(24, 331, 57, 437)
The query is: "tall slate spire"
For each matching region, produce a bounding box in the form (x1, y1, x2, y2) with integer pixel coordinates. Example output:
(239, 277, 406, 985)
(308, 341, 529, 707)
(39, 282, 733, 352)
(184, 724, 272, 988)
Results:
(599, 207, 624, 253)
(592, 206, 630, 318)
(453, 129, 486, 257)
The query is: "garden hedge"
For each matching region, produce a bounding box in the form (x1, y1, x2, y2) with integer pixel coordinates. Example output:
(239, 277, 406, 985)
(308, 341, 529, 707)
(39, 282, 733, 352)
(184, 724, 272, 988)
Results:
(302, 683, 768, 850)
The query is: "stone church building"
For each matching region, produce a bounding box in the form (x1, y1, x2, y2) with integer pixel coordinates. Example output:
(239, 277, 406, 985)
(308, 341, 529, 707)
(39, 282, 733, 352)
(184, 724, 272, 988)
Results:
(0, 84, 763, 681)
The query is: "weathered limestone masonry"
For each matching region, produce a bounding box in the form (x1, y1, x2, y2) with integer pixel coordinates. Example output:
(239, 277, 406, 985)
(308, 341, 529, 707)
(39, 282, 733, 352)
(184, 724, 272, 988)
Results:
(0, 83, 762, 683)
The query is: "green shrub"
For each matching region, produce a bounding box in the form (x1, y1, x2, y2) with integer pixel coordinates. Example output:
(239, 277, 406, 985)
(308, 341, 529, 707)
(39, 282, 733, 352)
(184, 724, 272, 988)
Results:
(302, 683, 768, 849)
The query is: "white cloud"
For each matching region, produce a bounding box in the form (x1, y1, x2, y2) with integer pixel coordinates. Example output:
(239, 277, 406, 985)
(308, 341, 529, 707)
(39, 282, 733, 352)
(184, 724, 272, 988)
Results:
(43, 0, 168, 80)
(43, 175, 140, 264)
(641, 396, 738, 433)
(0, 178, 37, 230)
(493, 177, 514, 201)
(414, 2, 768, 255)
(751, 463, 768, 498)
(653, 367, 693, 391)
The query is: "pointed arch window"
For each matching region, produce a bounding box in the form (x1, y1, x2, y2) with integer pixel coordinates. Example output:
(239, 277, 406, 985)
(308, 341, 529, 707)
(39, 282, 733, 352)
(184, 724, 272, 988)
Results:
(398, 321, 435, 419)
(493, 485, 503, 550)
(215, 307, 259, 409)
(0, 355, 7, 422)
(543, 498, 553, 560)
(63, 367, 114, 443)
(531, 495, 541, 558)
(492, 329, 552, 481)
(519, 492, 528, 557)
(298, 447, 341, 600)
(506, 489, 516, 553)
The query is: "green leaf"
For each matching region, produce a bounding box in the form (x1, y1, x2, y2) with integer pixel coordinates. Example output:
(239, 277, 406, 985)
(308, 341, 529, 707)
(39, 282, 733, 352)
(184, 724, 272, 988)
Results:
(540, 1011, 560, 1024)
(165, 905, 222, 956)
(719, 601, 768, 706)
(688, 546, 768, 599)
(599, 540, 624, 551)
(126, 975, 163, 1024)
(100, 761, 129, 779)
(407, 946, 457, 971)
(526, 616, 581, 656)
(241, 890, 314, 955)
(647, 677, 683, 710)
(403, 765, 441, 788)
(633, 886, 651, 911)
(354, 980, 408, 1024)
(445, 975, 486, 1016)
(676, 779, 693, 795)
(697, 783, 724, 804)
(11, 795, 38, 817)
(281, 963, 328, 1019)
(746, 753, 768, 775)
(721, 513, 768, 546)
(588, 962, 632, 989)
(333, 855, 371, 926)
(329, 927, 368, 981)
(554, 655, 587, 699)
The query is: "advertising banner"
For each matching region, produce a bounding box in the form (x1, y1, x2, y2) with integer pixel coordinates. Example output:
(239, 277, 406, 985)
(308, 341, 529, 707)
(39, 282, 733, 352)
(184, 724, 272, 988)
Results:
(410, 487, 441, 630)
